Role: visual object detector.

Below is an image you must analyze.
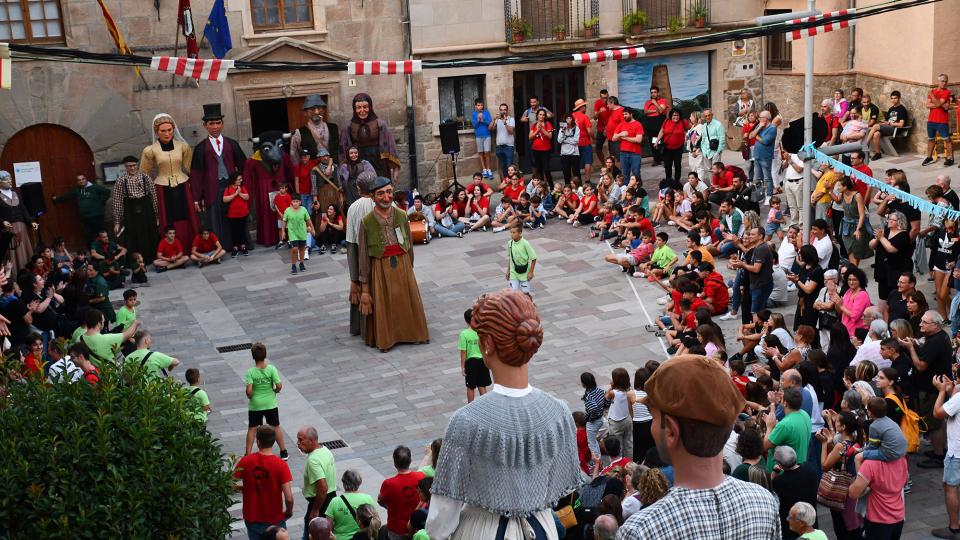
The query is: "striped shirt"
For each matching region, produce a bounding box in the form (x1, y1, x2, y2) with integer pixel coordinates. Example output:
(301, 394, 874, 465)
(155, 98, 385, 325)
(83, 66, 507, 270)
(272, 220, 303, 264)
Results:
(632, 390, 652, 422)
(582, 387, 606, 421)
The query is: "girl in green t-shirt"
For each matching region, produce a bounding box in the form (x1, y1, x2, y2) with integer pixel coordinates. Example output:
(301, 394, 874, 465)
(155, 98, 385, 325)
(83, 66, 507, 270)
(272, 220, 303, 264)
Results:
(244, 342, 289, 460)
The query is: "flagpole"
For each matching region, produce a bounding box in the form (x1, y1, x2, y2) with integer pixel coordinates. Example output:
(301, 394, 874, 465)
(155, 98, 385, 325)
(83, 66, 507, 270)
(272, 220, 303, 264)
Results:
(171, 21, 180, 85)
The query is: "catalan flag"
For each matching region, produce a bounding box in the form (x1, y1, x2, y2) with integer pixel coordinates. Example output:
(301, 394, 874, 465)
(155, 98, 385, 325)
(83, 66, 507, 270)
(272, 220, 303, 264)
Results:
(95, 0, 140, 76)
(0, 43, 10, 90)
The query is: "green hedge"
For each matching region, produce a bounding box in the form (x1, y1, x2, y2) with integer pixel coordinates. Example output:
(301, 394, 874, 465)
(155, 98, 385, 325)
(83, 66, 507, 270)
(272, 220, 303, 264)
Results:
(0, 364, 235, 539)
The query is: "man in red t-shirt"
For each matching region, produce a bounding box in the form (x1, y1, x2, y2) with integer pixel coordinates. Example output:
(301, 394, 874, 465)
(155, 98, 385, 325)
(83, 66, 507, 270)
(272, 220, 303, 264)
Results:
(572, 98, 595, 180)
(593, 89, 611, 162)
(923, 73, 955, 166)
(378, 445, 425, 538)
(153, 226, 189, 272)
(819, 99, 840, 146)
(604, 96, 625, 166)
(643, 86, 669, 165)
(190, 228, 226, 267)
(613, 108, 644, 182)
(849, 150, 872, 200)
(234, 425, 295, 537)
(709, 162, 735, 205)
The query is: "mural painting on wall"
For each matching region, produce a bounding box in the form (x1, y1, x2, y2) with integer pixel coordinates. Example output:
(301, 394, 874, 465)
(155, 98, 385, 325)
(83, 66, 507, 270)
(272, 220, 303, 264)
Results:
(618, 51, 711, 120)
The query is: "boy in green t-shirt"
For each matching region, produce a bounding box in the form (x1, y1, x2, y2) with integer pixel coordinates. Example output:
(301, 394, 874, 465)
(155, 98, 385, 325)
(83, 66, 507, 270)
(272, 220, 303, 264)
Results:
(506, 225, 537, 295)
(185, 368, 211, 424)
(459, 308, 491, 403)
(114, 289, 138, 331)
(244, 341, 289, 460)
(282, 197, 315, 275)
(638, 231, 678, 282)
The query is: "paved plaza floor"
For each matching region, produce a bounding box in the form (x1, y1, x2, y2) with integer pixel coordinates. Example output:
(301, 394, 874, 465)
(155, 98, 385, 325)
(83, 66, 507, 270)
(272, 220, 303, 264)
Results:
(126, 149, 951, 539)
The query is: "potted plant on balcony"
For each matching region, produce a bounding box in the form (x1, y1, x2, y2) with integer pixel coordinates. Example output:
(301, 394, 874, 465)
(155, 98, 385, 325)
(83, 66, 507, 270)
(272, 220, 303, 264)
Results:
(687, 2, 708, 28)
(510, 15, 532, 43)
(583, 16, 599, 38)
(667, 15, 684, 34)
(553, 23, 566, 40)
(622, 10, 648, 36)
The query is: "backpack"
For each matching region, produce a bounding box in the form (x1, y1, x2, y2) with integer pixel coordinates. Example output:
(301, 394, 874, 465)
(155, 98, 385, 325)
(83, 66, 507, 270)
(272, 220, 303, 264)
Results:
(724, 164, 748, 183)
(884, 393, 926, 453)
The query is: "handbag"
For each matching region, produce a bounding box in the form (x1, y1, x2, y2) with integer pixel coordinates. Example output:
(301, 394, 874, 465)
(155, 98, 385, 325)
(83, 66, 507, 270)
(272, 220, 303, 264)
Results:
(555, 493, 578, 528)
(509, 241, 528, 274)
(705, 124, 720, 152)
(817, 441, 854, 510)
(818, 309, 839, 330)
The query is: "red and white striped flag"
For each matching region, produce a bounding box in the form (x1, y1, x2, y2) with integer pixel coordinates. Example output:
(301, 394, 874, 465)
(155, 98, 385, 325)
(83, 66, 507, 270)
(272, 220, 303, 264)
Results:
(785, 9, 856, 41)
(347, 60, 422, 75)
(0, 43, 10, 90)
(572, 46, 645, 65)
(149, 56, 234, 81)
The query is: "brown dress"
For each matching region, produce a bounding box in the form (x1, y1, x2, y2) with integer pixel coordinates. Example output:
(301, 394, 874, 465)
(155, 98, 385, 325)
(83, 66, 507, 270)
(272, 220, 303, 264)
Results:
(0, 189, 34, 277)
(357, 209, 429, 351)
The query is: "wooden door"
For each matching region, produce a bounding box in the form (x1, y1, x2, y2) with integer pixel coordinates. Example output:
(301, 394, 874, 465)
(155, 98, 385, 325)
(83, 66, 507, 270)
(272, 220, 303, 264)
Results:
(513, 68, 584, 171)
(0, 124, 95, 250)
(285, 97, 306, 132)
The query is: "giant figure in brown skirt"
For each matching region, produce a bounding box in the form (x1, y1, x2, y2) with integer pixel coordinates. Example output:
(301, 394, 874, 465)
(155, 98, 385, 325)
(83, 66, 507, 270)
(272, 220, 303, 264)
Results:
(357, 176, 429, 352)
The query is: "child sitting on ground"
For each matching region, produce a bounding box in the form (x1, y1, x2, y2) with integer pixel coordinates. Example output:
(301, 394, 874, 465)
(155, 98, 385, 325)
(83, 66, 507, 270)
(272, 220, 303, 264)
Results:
(130, 252, 148, 284)
(637, 232, 678, 282)
(551, 185, 579, 220)
(515, 192, 533, 229)
(491, 196, 518, 233)
(591, 203, 621, 240)
(530, 195, 546, 229)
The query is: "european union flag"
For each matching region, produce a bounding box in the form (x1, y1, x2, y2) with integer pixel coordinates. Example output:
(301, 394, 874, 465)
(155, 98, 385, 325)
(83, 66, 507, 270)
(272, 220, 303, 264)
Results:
(204, 0, 232, 59)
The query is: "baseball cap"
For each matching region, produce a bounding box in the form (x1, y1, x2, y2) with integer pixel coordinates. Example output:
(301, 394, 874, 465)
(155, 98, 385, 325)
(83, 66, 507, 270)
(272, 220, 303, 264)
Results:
(641, 355, 745, 427)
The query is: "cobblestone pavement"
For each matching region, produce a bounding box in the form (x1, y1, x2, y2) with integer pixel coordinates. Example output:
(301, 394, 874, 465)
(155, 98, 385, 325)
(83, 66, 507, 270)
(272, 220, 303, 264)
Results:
(127, 150, 949, 539)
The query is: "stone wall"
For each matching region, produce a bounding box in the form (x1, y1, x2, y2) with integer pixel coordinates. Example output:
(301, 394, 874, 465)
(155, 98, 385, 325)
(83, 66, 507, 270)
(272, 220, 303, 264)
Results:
(762, 72, 960, 154)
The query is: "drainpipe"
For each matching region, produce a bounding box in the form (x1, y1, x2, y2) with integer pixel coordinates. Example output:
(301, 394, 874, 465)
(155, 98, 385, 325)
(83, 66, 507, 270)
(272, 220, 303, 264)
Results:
(847, 0, 855, 70)
(401, 0, 419, 189)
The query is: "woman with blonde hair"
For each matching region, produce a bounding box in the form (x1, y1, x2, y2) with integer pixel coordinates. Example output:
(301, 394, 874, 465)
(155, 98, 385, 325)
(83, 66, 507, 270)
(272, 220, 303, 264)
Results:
(686, 111, 707, 181)
(139, 113, 200, 243)
(352, 503, 382, 540)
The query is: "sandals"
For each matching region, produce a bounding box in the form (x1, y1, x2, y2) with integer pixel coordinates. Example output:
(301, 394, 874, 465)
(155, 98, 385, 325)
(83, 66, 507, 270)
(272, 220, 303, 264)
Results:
(644, 324, 659, 332)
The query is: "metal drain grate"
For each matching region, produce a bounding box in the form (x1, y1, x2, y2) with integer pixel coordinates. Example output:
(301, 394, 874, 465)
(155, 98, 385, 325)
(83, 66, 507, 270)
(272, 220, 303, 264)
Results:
(216, 342, 253, 353)
(322, 439, 348, 450)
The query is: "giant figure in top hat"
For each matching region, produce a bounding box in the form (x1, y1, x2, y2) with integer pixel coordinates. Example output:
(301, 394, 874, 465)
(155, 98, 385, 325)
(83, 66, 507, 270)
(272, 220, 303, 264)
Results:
(190, 103, 247, 248)
(290, 94, 340, 164)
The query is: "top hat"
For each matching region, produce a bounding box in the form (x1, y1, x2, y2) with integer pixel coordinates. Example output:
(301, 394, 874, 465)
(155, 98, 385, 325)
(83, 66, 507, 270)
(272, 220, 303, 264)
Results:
(202, 103, 224, 122)
(303, 94, 327, 110)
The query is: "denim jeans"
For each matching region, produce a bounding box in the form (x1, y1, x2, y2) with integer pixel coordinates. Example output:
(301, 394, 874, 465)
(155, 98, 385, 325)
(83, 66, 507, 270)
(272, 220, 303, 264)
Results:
(495, 145, 515, 177)
(751, 281, 774, 316)
(713, 226, 739, 257)
(585, 417, 602, 458)
(620, 151, 642, 180)
(300, 194, 315, 249)
(532, 214, 547, 227)
(729, 269, 744, 313)
(753, 157, 774, 196)
(950, 289, 960, 337)
(434, 222, 465, 237)
(246, 520, 286, 540)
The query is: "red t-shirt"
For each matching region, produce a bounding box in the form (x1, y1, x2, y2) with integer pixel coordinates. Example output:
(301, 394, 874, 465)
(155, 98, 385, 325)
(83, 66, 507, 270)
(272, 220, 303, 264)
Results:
(595, 98, 612, 130)
(576, 427, 592, 475)
(573, 111, 593, 146)
(192, 233, 220, 253)
(530, 122, 553, 151)
(562, 192, 580, 210)
(644, 98, 668, 117)
(604, 107, 625, 139)
(580, 194, 598, 216)
(274, 192, 292, 218)
(83, 366, 100, 385)
(600, 456, 632, 475)
(702, 272, 730, 315)
(618, 120, 645, 154)
(233, 452, 293, 524)
(822, 114, 839, 141)
(929, 88, 952, 124)
(453, 199, 468, 218)
(637, 217, 655, 237)
(24, 353, 42, 376)
(379, 471, 426, 534)
(294, 159, 318, 194)
(503, 184, 526, 202)
(466, 181, 491, 197)
(732, 375, 749, 397)
(470, 196, 490, 215)
(852, 164, 872, 199)
(660, 119, 689, 150)
(741, 122, 757, 146)
(712, 170, 734, 190)
(224, 186, 250, 218)
(157, 239, 183, 258)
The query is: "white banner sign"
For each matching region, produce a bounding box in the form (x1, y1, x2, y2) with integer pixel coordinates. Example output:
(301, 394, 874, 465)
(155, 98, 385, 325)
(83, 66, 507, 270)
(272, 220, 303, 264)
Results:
(13, 161, 41, 183)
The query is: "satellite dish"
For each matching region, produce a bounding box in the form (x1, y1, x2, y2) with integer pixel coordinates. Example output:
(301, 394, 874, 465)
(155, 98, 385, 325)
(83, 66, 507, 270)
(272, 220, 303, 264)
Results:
(781, 114, 828, 154)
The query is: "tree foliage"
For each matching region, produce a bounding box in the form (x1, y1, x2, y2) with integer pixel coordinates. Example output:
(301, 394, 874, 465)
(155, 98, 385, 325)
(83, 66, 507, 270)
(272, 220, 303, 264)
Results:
(0, 363, 235, 539)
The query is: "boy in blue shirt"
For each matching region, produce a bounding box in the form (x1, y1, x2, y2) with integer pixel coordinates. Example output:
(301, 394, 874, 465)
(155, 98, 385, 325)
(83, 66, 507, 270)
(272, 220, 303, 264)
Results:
(471, 99, 494, 179)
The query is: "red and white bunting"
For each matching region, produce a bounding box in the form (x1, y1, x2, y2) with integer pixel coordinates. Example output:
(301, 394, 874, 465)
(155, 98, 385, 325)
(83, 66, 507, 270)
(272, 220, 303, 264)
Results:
(571, 46, 645, 65)
(785, 9, 856, 41)
(149, 56, 234, 81)
(348, 60, 422, 75)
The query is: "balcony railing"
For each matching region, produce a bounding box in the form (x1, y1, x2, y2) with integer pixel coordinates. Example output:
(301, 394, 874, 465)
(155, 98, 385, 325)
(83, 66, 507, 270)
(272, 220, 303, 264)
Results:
(505, 0, 600, 44)
(621, 0, 711, 34)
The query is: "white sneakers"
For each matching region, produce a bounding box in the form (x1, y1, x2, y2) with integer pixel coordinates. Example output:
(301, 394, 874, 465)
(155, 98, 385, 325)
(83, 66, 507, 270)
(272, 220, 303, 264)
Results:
(717, 312, 737, 321)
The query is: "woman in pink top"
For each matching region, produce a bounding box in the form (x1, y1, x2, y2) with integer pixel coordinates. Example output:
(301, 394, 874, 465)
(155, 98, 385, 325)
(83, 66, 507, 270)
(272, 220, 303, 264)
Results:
(835, 266, 871, 336)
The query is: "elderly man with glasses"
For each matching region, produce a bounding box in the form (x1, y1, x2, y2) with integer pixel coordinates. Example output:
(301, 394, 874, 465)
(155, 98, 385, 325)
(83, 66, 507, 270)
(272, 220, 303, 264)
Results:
(899, 310, 954, 468)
